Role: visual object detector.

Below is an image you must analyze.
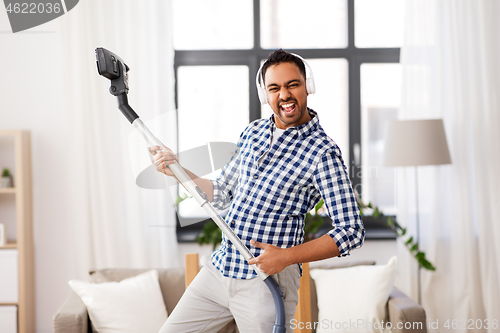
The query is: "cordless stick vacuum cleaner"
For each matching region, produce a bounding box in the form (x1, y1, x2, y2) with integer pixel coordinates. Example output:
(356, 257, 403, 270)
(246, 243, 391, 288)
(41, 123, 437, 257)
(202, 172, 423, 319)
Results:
(95, 47, 286, 333)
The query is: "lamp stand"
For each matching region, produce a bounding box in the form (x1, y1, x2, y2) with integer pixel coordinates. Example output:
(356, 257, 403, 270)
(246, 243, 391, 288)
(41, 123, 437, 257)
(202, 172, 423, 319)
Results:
(415, 166, 422, 305)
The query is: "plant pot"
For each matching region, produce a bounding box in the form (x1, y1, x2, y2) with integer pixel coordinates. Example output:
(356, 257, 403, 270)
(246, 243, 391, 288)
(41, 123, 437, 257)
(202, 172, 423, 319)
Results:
(1, 177, 12, 188)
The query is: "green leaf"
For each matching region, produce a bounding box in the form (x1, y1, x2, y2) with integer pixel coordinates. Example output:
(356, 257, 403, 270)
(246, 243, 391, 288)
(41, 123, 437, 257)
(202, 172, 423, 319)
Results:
(415, 252, 425, 260)
(175, 194, 192, 206)
(423, 261, 436, 271)
(354, 196, 437, 272)
(196, 221, 222, 250)
(315, 199, 324, 214)
(410, 243, 419, 253)
(2, 168, 11, 177)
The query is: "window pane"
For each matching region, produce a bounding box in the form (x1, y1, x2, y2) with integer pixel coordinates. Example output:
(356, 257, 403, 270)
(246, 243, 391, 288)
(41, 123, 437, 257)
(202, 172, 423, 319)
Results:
(360, 63, 402, 214)
(173, 0, 253, 50)
(260, 0, 348, 49)
(177, 66, 249, 219)
(355, 0, 404, 48)
(261, 58, 349, 165)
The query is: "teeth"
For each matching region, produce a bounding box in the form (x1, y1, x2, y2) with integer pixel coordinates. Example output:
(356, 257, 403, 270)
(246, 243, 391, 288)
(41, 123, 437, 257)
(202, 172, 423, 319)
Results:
(281, 103, 294, 108)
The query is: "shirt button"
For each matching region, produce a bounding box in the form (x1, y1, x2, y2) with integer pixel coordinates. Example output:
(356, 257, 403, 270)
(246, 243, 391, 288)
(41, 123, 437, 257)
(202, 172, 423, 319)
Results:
(254, 175, 258, 179)
(231, 221, 235, 225)
(228, 244, 232, 248)
(242, 198, 246, 203)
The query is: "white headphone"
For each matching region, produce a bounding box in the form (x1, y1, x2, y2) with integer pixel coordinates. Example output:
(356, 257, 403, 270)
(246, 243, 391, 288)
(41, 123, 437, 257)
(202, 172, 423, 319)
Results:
(255, 53, 316, 105)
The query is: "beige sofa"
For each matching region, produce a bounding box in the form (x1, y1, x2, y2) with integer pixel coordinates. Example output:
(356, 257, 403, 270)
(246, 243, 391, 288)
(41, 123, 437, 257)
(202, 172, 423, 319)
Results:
(53, 260, 427, 333)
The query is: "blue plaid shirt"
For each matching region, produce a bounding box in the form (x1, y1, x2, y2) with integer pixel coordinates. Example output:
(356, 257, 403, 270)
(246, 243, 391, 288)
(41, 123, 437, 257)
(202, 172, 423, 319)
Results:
(209, 109, 365, 279)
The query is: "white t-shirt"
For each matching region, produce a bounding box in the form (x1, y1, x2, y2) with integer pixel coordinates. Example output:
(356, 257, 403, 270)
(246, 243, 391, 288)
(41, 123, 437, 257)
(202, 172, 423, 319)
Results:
(257, 126, 286, 166)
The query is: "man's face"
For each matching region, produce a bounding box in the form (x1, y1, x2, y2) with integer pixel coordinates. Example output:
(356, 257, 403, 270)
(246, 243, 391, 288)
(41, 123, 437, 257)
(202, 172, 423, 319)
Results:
(264, 62, 310, 130)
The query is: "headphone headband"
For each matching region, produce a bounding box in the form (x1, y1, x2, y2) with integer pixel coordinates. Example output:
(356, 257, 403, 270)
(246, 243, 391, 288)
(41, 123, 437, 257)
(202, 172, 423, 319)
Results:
(255, 53, 316, 105)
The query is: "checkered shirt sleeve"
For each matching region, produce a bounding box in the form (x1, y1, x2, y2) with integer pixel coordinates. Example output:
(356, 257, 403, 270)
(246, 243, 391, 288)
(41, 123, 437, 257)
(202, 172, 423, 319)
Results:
(210, 130, 245, 211)
(312, 151, 365, 257)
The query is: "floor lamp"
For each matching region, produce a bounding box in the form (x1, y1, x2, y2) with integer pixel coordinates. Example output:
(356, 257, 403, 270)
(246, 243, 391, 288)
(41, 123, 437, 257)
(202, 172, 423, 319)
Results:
(383, 119, 452, 305)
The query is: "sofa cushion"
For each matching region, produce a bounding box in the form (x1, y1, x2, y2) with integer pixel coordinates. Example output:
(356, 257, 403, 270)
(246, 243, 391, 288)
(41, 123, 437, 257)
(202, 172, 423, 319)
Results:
(310, 257, 397, 333)
(69, 270, 168, 333)
(90, 267, 185, 315)
(90, 267, 239, 333)
(308, 259, 376, 325)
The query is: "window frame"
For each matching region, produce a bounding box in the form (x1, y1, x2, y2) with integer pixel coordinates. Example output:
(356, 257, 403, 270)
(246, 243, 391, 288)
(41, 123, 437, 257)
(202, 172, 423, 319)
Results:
(174, 0, 400, 241)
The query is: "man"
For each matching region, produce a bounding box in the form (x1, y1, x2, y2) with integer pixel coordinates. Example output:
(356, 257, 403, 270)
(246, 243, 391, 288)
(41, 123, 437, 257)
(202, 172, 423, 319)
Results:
(154, 49, 365, 332)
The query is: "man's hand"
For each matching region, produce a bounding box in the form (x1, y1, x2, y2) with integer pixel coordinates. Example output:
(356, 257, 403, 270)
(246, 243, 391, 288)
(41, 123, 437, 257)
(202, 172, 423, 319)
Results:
(148, 144, 215, 202)
(247, 240, 290, 275)
(247, 235, 341, 276)
(148, 145, 179, 177)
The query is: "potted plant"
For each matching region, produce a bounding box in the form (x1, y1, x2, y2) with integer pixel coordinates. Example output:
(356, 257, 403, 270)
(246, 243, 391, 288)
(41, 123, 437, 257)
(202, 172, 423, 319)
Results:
(354, 194, 436, 271)
(196, 219, 223, 250)
(1, 168, 13, 188)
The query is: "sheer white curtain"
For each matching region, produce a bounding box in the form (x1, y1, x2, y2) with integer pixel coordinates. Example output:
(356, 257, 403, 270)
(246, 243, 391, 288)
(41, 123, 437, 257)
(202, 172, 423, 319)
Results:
(59, 0, 179, 277)
(397, 1, 500, 331)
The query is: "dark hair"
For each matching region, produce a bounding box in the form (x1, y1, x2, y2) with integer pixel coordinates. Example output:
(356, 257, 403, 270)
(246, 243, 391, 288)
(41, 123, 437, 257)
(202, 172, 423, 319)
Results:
(261, 49, 306, 85)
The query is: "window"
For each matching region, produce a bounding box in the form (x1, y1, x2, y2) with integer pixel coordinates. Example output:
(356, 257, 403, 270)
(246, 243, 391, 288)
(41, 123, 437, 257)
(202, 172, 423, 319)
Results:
(360, 64, 402, 215)
(260, 0, 348, 49)
(177, 65, 249, 220)
(173, 0, 402, 241)
(172, 0, 254, 50)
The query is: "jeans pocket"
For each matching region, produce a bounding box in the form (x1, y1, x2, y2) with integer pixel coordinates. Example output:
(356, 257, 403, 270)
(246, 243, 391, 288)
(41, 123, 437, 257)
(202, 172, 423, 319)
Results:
(274, 270, 286, 299)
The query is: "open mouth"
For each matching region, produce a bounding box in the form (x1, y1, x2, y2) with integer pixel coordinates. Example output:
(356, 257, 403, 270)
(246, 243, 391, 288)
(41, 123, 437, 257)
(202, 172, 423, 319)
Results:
(280, 102, 296, 115)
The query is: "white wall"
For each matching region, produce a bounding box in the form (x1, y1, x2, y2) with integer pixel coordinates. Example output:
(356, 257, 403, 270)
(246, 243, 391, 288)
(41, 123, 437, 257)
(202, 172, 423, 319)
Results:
(0, 11, 79, 333)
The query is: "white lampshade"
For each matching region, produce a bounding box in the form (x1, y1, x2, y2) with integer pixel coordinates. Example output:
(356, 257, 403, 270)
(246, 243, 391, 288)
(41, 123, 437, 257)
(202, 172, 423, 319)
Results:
(384, 119, 452, 167)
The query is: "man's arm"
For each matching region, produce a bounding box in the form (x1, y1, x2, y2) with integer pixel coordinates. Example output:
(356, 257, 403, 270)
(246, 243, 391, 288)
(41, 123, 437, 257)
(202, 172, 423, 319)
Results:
(176, 168, 215, 202)
(312, 151, 365, 257)
(150, 130, 245, 208)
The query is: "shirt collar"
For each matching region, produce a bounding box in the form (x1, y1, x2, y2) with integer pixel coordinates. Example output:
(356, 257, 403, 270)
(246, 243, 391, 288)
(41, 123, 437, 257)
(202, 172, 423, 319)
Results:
(269, 108, 319, 139)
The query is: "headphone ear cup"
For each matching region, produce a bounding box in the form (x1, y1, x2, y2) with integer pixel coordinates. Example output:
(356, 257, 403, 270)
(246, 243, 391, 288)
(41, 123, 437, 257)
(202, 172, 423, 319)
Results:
(306, 77, 316, 95)
(257, 85, 268, 104)
(255, 65, 268, 105)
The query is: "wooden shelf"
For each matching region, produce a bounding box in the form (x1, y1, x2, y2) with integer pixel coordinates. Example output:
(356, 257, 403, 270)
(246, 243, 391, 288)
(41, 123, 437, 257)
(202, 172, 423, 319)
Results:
(0, 130, 34, 333)
(0, 243, 17, 249)
(0, 187, 16, 194)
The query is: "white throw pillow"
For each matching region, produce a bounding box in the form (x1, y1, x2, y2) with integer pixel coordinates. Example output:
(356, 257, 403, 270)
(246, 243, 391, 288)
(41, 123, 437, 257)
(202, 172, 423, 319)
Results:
(68, 270, 168, 333)
(309, 256, 397, 333)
